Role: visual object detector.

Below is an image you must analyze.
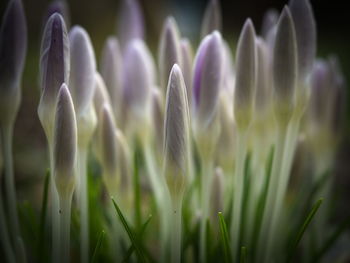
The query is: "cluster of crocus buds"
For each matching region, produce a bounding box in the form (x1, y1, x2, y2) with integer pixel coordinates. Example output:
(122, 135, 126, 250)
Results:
(0, 0, 347, 262)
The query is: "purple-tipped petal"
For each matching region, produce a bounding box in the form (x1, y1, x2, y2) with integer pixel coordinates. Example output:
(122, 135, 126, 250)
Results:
(192, 31, 224, 128)
(0, 0, 27, 87)
(44, 0, 70, 29)
(233, 19, 257, 127)
(273, 7, 297, 105)
(123, 40, 154, 117)
(69, 26, 96, 114)
(118, 0, 144, 49)
(100, 36, 123, 117)
(158, 17, 182, 92)
(289, 0, 316, 81)
(54, 83, 77, 179)
(200, 0, 222, 38)
(40, 13, 70, 107)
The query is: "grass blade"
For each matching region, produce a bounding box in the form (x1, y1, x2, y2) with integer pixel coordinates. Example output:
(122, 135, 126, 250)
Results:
(91, 230, 105, 263)
(123, 215, 152, 263)
(240, 246, 246, 263)
(287, 198, 323, 262)
(112, 198, 147, 263)
(218, 212, 232, 263)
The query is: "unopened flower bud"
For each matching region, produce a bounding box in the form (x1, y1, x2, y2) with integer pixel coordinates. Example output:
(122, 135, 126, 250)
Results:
(260, 8, 279, 40)
(93, 72, 111, 116)
(158, 17, 182, 92)
(272, 7, 298, 123)
(200, 0, 222, 38)
(0, 0, 27, 126)
(54, 84, 77, 196)
(44, 0, 70, 29)
(38, 13, 70, 141)
(69, 26, 96, 114)
(164, 64, 190, 198)
(289, 0, 316, 82)
(100, 36, 123, 122)
(180, 38, 194, 103)
(193, 31, 224, 129)
(233, 19, 257, 130)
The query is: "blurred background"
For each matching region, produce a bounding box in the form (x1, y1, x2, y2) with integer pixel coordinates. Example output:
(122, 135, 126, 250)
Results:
(0, 0, 349, 221)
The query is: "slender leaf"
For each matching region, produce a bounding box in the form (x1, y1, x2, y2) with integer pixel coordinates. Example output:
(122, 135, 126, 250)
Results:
(112, 198, 147, 263)
(91, 230, 105, 263)
(133, 144, 142, 230)
(287, 198, 323, 262)
(219, 212, 232, 263)
(240, 246, 246, 263)
(123, 215, 152, 262)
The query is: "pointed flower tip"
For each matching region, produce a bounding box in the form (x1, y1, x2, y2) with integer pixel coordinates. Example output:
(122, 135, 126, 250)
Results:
(200, 0, 222, 37)
(54, 83, 77, 180)
(69, 25, 96, 114)
(193, 31, 223, 128)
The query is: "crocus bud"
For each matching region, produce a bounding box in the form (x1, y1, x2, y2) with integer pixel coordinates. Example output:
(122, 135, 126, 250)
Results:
(151, 87, 164, 154)
(69, 26, 96, 114)
(289, 0, 316, 82)
(93, 72, 111, 117)
(163, 64, 190, 198)
(272, 7, 297, 123)
(158, 17, 182, 92)
(200, 0, 222, 38)
(222, 40, 235, 95)
(38, 13, 70, 141)
(233, 19, 257, 130)
(0, 0, 27, 126)
(192, 31, 224, 129)
(99, 105, 131, 198)
(255, 38, 271, 113)
(54, 84, 77, 196)
(100, 36, 123, 122)
(117, 0, 144, 49)
(180, 38, 194, 102)
(123, 40, 154, 121)
(44, 0, 70, 29)
(260, 8, 279, 39)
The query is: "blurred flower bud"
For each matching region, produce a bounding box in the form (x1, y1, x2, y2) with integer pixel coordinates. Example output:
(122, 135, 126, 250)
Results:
(0, 0, 27, 126)
(158, 17, 182, 92)
(54, 84, 77, 196)
(255, 38, 271, 114)
(200, 0, 222, 38)
(192, 31, 224, 129)
(117, 0, 144, 49)
(289, 0, 316, 82)
(93, 72, 111, 117)
(260, 8, 279, 40)
(100, 36, 123, 122)
(233, 19, 257, 130)
(164, 64, 190, 198)
(38, 13, 70, 141)
(69, 26, 96, 114)
(180, 38, 194, 103)
(123, 40, 154, 120)
(222, 40, 235, 96)
(272, 7, 297, 123)
(44, 0, 70, 29)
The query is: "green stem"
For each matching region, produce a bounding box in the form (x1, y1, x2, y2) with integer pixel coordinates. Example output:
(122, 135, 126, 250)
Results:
(199, 160, 213, 263)
(59, 193, 73, 263)
(230, 131, 247, 260)
(256, 126, 286, 262)
(49, 144, 60, 263)
(78, 148, 89, 263)
(170, 196, 183, 263)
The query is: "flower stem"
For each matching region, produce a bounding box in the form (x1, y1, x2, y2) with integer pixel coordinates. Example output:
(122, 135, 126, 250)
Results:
(170, 196, 183, 263)
(0, 188, 15, 263)
(78, 148, 89, 263)
(59, 193, 73, 263)
(230, 130, 248, 260)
